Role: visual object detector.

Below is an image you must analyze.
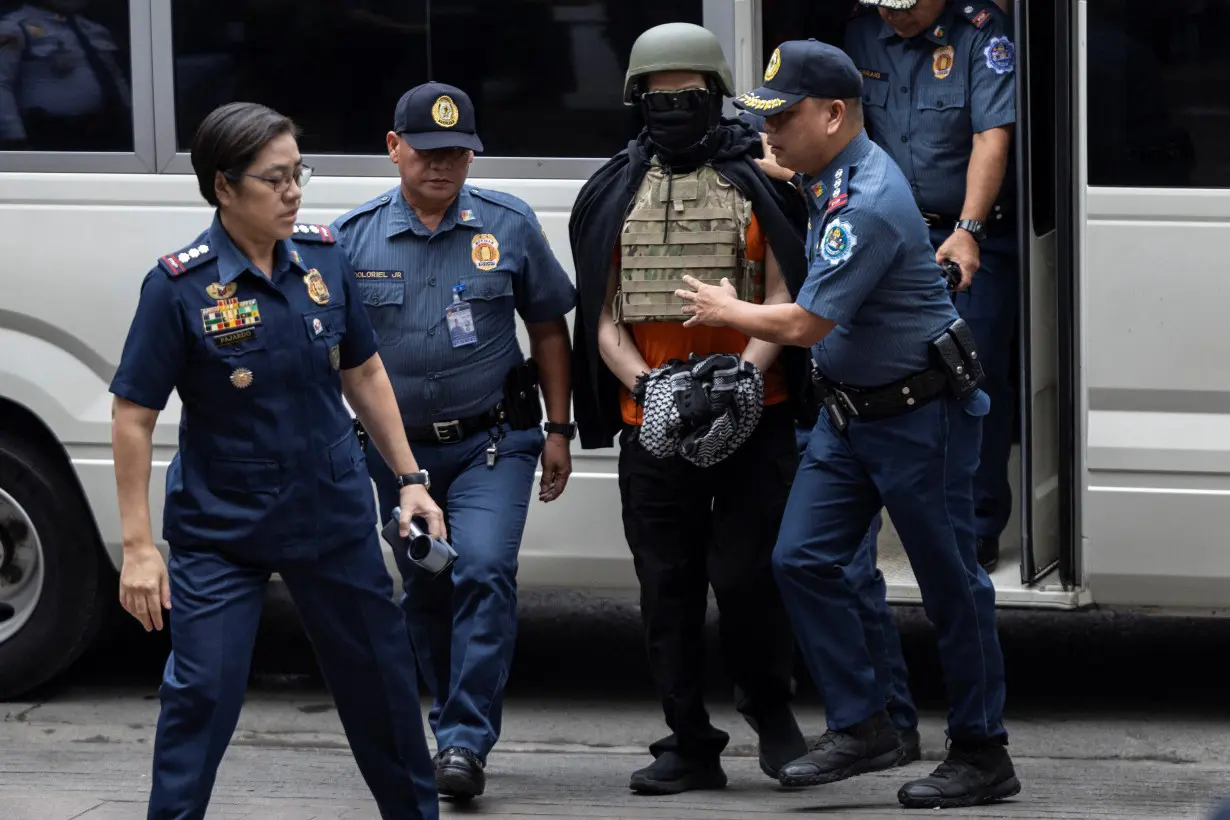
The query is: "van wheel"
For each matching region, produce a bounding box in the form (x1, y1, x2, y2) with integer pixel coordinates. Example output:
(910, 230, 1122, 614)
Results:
(0, 431, 105, 700)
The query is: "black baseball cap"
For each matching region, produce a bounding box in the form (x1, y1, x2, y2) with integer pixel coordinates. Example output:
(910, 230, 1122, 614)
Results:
(393, 82, 484, 153)
(859, 0, 919, 8)
(732, 39, 863, 117)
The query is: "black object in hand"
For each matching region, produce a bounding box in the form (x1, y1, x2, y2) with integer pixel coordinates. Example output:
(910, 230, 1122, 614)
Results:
(941, 260, 962, 291)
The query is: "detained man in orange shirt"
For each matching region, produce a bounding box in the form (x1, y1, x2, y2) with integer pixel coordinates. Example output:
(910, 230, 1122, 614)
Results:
(569, 23, 815, 796)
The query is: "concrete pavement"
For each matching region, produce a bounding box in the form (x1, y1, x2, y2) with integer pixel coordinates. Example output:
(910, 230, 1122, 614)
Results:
(3, 684, 1229, 819)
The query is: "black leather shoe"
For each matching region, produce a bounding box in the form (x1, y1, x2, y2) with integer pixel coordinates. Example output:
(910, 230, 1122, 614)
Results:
(898, 742, 1021, 809)
(777, 710, 902, 788)
(629, 751, 727, 795)
(435, 746, 485, 800)
(977, 537, 999, 573)
(896, 726, 922, 766)
(746, 707, 808, 779)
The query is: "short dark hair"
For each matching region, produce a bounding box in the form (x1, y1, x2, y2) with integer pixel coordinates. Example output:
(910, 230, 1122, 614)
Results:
(190, 102, 301, 207)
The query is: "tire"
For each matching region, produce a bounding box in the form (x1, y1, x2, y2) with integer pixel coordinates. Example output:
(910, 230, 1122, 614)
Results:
(0, 430, 107, 700)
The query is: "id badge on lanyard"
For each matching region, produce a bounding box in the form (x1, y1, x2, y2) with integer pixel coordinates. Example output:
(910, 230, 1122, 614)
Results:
(446, 284, 477, 348)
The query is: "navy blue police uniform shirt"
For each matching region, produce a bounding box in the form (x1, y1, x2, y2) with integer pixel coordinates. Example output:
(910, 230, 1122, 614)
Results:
(331, 185, 576, 428)
(843, 0, 1016, 216)
(798, 131, 958, 388)
(109, 215, 380, 562)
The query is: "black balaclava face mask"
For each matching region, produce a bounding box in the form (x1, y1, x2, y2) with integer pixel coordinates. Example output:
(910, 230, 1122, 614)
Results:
(641, 86, 724, 167)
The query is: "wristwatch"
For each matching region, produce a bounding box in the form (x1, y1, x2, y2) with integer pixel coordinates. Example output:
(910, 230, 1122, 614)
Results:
(544, 421, 577, 440)
(954, 218, 987, 243)
(396, 470, 431, 490)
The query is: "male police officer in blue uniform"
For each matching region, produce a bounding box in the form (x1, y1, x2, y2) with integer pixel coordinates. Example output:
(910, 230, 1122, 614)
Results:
(679, 40, 1020, 809)
(845, 0, 1019, 572)
(745, 101, 923, 766)
(332, 82, 577, 802)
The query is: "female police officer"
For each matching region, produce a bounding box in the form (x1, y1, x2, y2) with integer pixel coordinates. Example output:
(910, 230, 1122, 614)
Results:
(110, 102, 443, 820)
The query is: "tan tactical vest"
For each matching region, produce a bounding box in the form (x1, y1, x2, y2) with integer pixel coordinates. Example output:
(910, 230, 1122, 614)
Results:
(615, 162, 764, 324)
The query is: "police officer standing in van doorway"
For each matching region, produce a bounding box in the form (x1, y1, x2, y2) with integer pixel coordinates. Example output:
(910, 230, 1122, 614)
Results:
(679, 40, 1021, 809)
(570, 22, 814, 795)
(844, 0, 1020, 572)
(331, 82, 577, 802)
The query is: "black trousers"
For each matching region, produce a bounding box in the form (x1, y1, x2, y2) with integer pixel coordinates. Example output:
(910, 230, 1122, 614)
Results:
(618, 402, 799, 760)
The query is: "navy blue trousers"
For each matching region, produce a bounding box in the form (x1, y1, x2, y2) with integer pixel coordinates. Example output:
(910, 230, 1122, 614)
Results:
(792, 427, 918, 733)
(368, 424, 542, 760)
(936, 227, 1021, 542)
(147, 538, 439, 820)
(774, 393, 1007, 744)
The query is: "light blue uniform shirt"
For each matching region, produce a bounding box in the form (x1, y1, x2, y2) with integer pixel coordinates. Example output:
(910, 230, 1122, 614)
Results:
(843, 0, 1016, 216)
(798, 131, 958, 388)
(332, 185, 576, 428)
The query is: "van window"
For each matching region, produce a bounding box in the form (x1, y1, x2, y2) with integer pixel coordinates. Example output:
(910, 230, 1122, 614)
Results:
(0, 0, 134, 152)
(1085, 0, 1230, 188)
(168, 0, 704, 158)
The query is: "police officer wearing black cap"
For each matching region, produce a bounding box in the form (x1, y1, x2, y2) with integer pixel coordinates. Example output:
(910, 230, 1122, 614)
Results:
(331, 82, 577, 801)
(677, 40, 1021, 809)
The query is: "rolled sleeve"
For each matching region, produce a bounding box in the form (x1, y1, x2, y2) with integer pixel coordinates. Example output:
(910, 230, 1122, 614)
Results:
(970, 24, 1017, 133)
(337, 254, 379, 369)
(514, 210, 576, 323)
(796, 211, 898, 326)
(109, 270, 187, 411)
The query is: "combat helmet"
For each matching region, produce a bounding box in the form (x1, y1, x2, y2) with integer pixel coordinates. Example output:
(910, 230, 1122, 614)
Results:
(623, 22, 735, 104)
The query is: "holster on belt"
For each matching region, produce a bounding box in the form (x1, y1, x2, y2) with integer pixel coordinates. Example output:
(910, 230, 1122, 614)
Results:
(502, 359, 544, 431)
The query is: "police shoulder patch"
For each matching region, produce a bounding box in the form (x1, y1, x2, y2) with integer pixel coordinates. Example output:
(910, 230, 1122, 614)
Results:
(291, 223, 336, 243)
(158, 240, 216, 277)
(820, 218, 858, 266)
(983, 35, 1015, 75)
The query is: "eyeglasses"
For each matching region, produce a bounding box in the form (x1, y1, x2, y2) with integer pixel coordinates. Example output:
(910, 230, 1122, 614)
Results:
(242, 163, 313, 193)
(640, 88, 711, 112)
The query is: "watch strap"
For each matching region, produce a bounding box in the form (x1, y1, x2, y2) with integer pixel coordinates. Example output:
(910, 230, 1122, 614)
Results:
(955, 218, 986, 242)
(544, 421, 577, 440)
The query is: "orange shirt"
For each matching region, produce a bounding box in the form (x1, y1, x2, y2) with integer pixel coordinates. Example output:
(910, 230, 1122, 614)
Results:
(615, 214, 789, 426)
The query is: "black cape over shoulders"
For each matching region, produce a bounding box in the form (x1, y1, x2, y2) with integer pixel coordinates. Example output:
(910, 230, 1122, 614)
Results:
(567, 119, 814, 450)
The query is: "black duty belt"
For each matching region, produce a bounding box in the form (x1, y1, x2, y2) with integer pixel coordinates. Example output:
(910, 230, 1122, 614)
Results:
(406, 404, 507, 444)
(814, 369, 949, 422)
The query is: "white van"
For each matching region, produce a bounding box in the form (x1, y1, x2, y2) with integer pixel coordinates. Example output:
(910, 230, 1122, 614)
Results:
(1, 0, 1226, 699)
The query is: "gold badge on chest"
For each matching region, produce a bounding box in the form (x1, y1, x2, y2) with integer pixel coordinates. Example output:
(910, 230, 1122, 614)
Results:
(304, 268, 331, 305)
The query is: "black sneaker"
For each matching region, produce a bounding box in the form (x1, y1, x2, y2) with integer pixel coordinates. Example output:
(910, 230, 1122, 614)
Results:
(897, 742, 1021, 809)
(746, 707, 808, 779)
(629, 751, 727, 795)
(896, 726, 922, 766)
(977, 537, 1000, 573)
(435, 746, 485, 800)
(777, 710, 902, 788)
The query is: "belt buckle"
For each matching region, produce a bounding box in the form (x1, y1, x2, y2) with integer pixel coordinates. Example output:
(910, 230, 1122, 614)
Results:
(432, 420, 463, 444)
(832, 388, 860, 417)
(920, 211, 942, 228)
